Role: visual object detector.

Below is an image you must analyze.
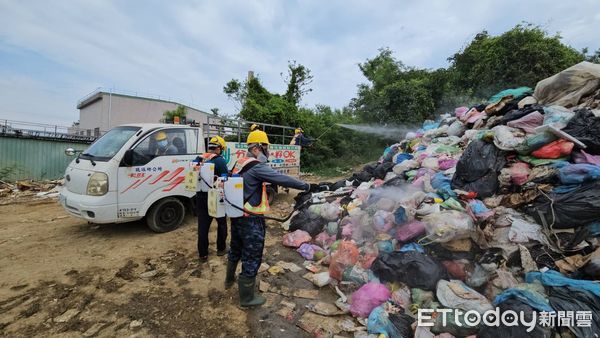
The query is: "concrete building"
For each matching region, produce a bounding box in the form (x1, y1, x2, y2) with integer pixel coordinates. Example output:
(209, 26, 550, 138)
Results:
(75, 88, 211, 136)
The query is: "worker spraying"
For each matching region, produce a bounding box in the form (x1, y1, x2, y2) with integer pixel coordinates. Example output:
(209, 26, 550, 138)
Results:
(290, 127, 313, 147)
(197, 136, 229, 262)
(225, 130, 320, 307)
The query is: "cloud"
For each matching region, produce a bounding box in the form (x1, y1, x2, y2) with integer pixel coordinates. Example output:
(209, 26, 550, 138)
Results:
(0, 0, 598, 126)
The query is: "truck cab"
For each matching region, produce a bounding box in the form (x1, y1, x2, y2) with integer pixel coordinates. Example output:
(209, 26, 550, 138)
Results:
(60, 124, 204, 232)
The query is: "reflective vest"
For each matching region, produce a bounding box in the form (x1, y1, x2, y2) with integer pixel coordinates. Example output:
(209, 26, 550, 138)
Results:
(201, 153, 217, 161)
(232, 157, 270, 215)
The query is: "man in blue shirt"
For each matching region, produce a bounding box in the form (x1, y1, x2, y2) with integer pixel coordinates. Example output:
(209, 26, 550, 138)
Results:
(197, 136, 230, 262)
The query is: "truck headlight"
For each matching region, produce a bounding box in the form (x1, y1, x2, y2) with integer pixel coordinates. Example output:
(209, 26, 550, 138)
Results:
(87, 172, 108, 196)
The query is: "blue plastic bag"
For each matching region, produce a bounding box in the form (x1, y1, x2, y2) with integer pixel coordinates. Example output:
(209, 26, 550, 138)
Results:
(367, 305, 414, 338)
(398, 243, 425, 253)
(494, 286, 554, 312)
(431, 172, 457, 199)
(526, 270, 600, 297)
(558, 163, 600, 185)
(394, 206, 407, 225)
(393, 153, 414, 164)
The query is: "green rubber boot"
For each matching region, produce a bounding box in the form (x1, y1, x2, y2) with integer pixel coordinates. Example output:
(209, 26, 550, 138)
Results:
(224, 260, 238, 289)
(238, 275, 266, 307)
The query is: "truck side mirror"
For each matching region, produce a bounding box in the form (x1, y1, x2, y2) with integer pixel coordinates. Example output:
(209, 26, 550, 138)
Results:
(65, 148, 76, 156)
(122, 149, 134, 166)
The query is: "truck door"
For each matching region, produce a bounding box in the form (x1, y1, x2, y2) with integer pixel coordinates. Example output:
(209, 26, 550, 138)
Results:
(117, 128, 199, 219)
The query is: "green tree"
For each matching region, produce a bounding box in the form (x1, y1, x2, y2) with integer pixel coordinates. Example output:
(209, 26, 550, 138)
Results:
(282, 60, 314, 106)
(351, 48, 435, 124)
(448, 24, 584, 97)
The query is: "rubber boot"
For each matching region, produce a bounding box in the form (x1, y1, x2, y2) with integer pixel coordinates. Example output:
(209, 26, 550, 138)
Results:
(238, 275, 266, 307)
(224, 260, 238, 289)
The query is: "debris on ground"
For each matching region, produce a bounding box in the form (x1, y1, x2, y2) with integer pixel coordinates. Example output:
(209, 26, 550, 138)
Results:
(0, 179, 63, 205)
(276, 62, 600, 337)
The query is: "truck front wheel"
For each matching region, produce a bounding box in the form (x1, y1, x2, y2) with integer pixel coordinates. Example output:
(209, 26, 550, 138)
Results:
(147, 197, 186, 233)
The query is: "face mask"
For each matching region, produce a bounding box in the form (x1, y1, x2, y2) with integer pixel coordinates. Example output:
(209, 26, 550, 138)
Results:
(158, 140, 168, 148)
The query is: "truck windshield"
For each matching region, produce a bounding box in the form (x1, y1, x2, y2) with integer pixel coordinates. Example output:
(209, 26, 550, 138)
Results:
(80, 126, 140, 161)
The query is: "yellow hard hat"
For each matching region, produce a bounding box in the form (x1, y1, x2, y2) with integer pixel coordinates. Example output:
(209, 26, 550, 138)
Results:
(155, 131, 168, 141)
(295, 128, 303, 134)
(247, 130, 270, 145)
(209, 136, 227, 151)
(250, 123, 259, 131)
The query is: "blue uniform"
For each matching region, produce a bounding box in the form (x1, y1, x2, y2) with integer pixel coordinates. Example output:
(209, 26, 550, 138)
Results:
(228, 160, 309, 277)
(197, 154, 229, 259)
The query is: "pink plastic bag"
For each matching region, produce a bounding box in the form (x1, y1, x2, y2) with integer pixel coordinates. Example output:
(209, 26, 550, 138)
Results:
(297, 243, 326, 260)
(282, 230, 312, 248)
(350, 282, 391, 317)
(315, 231, 336, 249)
(454, 106, 469, 118)
(439, 158, 458, 170)
(329, 240, 359, 280)
(510, 162, 530, 186)
(507, 111, 544, 133)
(395, 220, 426, 242)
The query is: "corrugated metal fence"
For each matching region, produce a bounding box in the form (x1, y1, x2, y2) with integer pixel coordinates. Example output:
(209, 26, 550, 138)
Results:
(0, 136, 91, 181)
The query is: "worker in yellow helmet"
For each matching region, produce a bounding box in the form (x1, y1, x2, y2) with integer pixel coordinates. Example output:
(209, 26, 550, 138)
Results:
(249, 123, 260, 132)
(226, 130, 319, 307)
(197, 136, 229, 262)
(154, 131, 178, 155)
(289, 127, 313, 147)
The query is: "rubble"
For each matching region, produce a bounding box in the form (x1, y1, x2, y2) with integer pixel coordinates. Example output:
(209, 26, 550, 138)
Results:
(278, 64, 600, 337)
(0, 179, 63, 205)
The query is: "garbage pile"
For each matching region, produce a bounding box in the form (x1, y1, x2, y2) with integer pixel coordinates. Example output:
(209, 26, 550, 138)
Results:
(283, 62, 600, 337)
(0, 179, 63, 205)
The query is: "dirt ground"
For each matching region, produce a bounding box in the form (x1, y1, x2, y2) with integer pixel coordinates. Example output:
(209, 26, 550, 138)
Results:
(0, 186, 356, 337)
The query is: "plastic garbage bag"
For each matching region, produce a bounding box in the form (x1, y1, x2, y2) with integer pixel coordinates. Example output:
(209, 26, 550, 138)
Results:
(562, 108, 600, 154)
(547, 286, 600, 338)
(435, 145, 461, 155)
(531, 139, 574, 159)
(454, 106, 469, 118)
(526, 269, 600, 297)
(421, 157, 440, 170)
(372, 209, 393, 232)
(343, 264, 378, 285)
(506, 111, 544, 133)
(467, 200, 494, 221)
(358, 245, 379, 269)
(493, 283, 553, 312)
(282, 229, 312, 248)
(516, 131, 557, 155)
(527, 180, 600, 229)
(558, 163, 600, 185)
(393, 159, 419, 175)
(374, 162, 396, 179)
(508, 216, 545, 243)
(395, 220, 426, 242)
(517, 154, 567, 166)
(377, 240, 394, 253)
(542, 105, 575, 128)
(431, 308, 479, 337)
(488, 87, 532, 104)
(509, 162, 530, 186)
(329, 240, 359, 281)
(446, 120, 465, 137)
(451, 139, 507, 198)
(422, 211, 474, 243)
(393, 206, 408, 225)
(289, 209, 326, 236)
(399, 242, 425, 253)
(492, 125, 526, 151)
(326, 221, 338, 235)
(573, 149, 600, 166)
(315, 231, 335, 249)
(441, 260, 470, 281)
(320, 201, 340, 221)
(391, 286, 412, 312)
(368, 305, 414, 338)
(440, 197, 464, 211)
(431, 172, 457, 199)
(371, 251, 448, 291)
(436, 279, 493, 314)
(438, 158, 458, 171)
(393, 153, 414, 164)
(297, 243, 326, 261)
(308, 271, 331, 287)
(349, 282, 391, 317)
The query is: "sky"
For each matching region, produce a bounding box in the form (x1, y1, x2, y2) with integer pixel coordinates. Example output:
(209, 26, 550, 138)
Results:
(0, 0, 599, 127)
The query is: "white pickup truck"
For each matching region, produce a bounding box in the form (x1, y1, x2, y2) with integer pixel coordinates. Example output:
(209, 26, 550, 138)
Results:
(59, 123, 300, 233)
